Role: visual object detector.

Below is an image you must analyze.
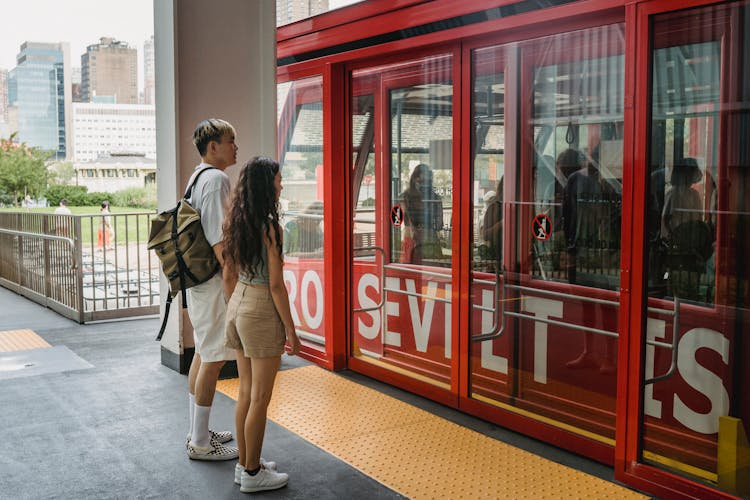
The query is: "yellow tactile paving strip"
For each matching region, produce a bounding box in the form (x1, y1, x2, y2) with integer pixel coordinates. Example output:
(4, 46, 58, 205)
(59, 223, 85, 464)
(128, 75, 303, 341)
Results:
(217, 365, 646, 499)
(0, 329, 50, 352)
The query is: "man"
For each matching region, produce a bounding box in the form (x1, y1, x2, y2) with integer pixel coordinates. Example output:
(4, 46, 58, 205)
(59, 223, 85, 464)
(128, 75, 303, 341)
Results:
(185, 118, 239, 461)
(54, 199, 72, 215)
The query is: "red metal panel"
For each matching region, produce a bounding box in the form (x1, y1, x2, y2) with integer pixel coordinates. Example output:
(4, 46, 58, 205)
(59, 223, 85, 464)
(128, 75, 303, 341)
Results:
(450, 44, 463, 396)
(614, 0, 639, 481)
(278, 0, 626, 66)
(457, 41, 474, 401)
(324, 62, 349, 370)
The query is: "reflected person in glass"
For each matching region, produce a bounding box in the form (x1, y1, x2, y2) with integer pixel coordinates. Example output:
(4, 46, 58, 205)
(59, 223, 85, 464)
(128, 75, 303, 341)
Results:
(399, 163, 444, 264)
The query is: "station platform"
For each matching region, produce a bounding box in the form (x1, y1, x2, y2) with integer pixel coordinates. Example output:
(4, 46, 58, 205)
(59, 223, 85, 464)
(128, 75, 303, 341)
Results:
(0, 285, 649, 499)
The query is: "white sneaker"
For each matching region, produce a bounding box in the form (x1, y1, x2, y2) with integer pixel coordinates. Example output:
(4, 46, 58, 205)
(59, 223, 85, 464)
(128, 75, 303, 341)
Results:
(240, 467, 289, 493)
(187, 441, 239, 461)
(234, 460, 277, 484)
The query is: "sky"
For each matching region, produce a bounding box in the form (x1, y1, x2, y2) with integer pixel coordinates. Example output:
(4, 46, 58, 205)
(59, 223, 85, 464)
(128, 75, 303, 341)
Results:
(1, 0, 153, 87)
(0, 0, 363, 89)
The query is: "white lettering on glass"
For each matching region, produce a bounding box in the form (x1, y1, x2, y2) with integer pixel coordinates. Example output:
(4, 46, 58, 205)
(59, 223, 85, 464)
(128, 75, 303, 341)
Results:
(522, 296, 563, 384)
(673, 328, 729, 435)
(301, 270, 324, 329)
(356, 273, 380, 340)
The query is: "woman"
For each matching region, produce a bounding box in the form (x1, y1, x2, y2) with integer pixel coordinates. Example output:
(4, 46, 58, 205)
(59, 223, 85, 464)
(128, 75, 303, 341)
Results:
(97, 200, 113, 248)
(222, 157, 301, 493)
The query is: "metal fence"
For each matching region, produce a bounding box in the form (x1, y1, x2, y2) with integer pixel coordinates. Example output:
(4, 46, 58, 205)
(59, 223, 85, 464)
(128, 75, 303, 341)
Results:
(0, 211, 160, 322)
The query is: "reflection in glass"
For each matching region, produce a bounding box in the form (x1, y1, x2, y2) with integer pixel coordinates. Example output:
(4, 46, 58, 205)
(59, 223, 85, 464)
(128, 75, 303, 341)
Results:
(641, 4, 750, 495)
(277, 75, 326, 353)
(390, 79, 453, 268)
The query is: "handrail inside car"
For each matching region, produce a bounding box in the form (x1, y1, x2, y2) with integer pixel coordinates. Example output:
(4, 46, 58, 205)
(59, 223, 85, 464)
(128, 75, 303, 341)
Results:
(644, 295, 681, 385)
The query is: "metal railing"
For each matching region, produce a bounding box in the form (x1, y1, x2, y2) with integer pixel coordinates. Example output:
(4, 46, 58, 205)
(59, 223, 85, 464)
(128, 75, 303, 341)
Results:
(0, 211, 160, 322)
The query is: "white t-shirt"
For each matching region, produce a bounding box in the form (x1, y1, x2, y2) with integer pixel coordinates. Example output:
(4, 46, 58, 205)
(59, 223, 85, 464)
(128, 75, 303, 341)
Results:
(185, 162, 230, 247)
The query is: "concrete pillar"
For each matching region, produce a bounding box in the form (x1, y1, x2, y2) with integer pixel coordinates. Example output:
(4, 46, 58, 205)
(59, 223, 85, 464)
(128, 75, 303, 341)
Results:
(155, 0, 277, 373)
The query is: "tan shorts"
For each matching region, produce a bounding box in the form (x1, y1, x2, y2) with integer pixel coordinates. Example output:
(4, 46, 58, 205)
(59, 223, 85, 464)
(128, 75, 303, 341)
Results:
(225, 282, 286, 358)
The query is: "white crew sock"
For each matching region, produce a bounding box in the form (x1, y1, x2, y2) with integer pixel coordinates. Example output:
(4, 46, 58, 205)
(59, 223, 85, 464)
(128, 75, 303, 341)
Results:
(188, 393, 196, 438)
(192, 404, 212, 448)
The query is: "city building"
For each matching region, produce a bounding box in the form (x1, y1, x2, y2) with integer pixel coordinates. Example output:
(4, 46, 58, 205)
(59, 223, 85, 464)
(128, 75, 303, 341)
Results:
(7, 42, 71, 159)
(80, 37, 138, 104)
(74, 152, 155, 193)
(71, 102, 155, 162)
(143, 36, 154, 105)
(276, 0, 328, 26)
(0, 69, 8, 124)
(70, 67, 82, 102)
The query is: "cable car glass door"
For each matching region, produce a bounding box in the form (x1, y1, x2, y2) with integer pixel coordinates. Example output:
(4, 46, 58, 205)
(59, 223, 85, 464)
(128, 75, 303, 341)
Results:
(351, 54, 455, 389)
(469, 25, 625, 445)
(638, 4, 750, 495)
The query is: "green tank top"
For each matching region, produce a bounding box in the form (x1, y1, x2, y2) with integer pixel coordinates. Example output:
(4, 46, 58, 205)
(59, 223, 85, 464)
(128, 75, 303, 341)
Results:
(238, 245, 270, 286)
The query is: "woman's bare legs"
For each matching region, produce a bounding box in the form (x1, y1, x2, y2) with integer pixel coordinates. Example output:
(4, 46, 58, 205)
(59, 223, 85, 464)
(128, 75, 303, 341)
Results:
(235, 350, 252, 467)
(244, 356, 281, 470)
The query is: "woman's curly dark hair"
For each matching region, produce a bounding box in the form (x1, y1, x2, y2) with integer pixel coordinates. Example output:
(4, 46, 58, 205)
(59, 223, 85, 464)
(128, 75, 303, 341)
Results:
(223, 157, 282, 280)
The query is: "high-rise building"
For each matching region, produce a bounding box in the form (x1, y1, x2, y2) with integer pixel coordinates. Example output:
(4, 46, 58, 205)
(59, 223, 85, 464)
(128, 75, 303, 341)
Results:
(81, 37, 138, 104)
(277, 0, 329, 26)
(0, 69, 8, 124)
(71, 102, 156, 162)
(143, 36, 155, 105)
(71, 67, 82, 103)
(7, 42, 72, 158)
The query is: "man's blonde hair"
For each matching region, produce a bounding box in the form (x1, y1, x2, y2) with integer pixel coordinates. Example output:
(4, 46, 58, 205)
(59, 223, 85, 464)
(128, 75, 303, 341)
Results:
(193, 118, 235, 156)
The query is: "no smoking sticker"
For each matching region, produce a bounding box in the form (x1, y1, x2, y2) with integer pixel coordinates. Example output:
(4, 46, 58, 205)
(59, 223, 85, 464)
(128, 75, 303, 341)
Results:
(533, 214, 552, 241)
(391, 205, 404, 226)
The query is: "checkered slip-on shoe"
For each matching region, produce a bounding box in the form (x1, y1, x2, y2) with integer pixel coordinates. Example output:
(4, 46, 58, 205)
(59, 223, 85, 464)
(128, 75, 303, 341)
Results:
(208, 429, 233, 443)
(187, 441, 239, 461)
(234, 460, 278, 484)
(185, 429, 234, 448)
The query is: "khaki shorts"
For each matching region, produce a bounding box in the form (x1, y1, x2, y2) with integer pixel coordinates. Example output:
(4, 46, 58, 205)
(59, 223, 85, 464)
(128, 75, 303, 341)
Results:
(225, 282, 286, 358)
(186, 273, 236, 362)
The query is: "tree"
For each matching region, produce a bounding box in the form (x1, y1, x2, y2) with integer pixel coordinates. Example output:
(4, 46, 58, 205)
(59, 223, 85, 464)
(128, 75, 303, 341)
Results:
(47, 160, 76, 186)
(0, 134, 52, 206)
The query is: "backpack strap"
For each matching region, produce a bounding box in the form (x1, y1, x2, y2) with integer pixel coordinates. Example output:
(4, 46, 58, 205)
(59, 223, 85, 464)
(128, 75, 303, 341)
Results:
(155, 293, 172, 341)
(184, 166, 216, 202)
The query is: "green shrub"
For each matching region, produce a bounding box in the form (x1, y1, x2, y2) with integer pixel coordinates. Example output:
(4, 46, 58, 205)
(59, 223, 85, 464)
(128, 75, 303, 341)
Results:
(45, 185, 90, 206)
(45, 185, 156, 210)
(84, 191, 112, 207)
(112, 185, 157, 209)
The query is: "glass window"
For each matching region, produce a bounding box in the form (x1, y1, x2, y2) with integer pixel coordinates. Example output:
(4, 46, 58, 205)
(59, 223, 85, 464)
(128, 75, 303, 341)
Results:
(389, 74, 453, 268)
(529, 36, 624, 291)
(277, 75, 326, 353)
(640, 3, 750, 494)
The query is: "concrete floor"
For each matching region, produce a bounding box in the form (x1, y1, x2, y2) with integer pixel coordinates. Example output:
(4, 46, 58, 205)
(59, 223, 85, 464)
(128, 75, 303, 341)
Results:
(0, 287, 401, 499)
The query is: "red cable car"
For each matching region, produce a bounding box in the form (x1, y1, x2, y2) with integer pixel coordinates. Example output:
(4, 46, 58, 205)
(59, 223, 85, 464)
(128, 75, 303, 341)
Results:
(276, 1, 750, 497)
